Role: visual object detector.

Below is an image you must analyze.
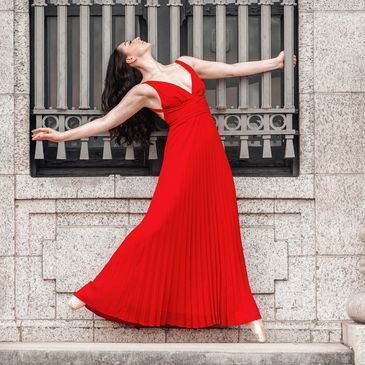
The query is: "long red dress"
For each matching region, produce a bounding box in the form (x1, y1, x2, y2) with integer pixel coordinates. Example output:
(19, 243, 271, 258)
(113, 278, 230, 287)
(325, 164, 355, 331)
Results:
(74, 59, 262, 328)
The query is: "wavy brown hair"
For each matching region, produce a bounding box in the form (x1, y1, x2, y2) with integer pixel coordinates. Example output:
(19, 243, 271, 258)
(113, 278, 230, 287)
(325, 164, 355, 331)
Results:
(101, 47, 158, 150)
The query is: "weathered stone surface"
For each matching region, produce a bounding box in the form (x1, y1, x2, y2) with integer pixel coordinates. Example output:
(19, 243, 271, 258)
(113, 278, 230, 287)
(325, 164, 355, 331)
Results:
(56, 198, 129, 213)
(0, 258, 15, 320)
(316, 174, 365, 255)
(166, 327, 239, 343)
(115, 176, 159, 198)
(317, 256, 365, 320)
(15, 256, 55, 319)
(275, 200, 316, 256)
(15, 200, 56, 255)
(298, 93, 315, 175)
(314, 93, 365, 174)
(0, 11, 13, 93)
(298, 0, 313, 12)
(314, 12, 365, 92)
(20, 320, 93, 342)
(298, 12, 314, 95)
(343, 320, 365, 365)
(240, 227, 287, 294)
(314, 0, 365, 10)
(275, 256, 316, 320)
(14, 95, 30, 174)
(43, 227, 130, 292)
(14, 0, 28, 12)
(94, 322, 165, 342)
(234, 175, 314, 199)
(14, 10, 29, 93)
(0, 95, 14, 175)
(0, 321, 19, 341)
(0, 175, 15, 255)
(16, 175, 115, 199)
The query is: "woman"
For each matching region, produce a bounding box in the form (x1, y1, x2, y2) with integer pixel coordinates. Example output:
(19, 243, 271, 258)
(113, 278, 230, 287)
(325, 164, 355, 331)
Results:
(32, 37, 297, 342)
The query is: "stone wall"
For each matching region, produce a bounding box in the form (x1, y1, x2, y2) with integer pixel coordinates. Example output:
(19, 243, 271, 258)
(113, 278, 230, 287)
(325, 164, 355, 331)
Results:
(0, 0, 364, 343)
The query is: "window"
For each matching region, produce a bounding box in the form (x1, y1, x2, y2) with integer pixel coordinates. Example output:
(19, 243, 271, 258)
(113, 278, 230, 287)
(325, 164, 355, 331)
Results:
(30, 0, 298, 177)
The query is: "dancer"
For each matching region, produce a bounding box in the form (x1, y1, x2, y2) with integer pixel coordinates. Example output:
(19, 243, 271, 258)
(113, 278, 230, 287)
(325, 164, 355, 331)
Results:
(32, 37, 297, 342)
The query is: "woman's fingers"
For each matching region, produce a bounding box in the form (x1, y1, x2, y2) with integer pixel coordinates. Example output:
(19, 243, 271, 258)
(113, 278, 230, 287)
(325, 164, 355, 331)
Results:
(32, 127, 50, 134)
(31, 127, 62, 142)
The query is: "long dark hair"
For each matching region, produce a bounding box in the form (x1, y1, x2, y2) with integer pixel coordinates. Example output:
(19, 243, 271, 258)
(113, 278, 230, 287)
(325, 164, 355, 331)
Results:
(101, 47, 158, 150)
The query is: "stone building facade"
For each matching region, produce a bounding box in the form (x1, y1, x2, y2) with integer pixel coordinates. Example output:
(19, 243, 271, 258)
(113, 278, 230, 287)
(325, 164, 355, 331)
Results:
(0, 0, 364, 343)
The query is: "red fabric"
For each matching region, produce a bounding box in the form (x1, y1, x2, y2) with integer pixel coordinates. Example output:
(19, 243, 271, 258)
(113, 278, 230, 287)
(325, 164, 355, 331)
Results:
(74, 59, 262, 328)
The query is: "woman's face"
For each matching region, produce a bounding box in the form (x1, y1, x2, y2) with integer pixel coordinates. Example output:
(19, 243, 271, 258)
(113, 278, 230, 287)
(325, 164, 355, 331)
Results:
(118, 37, 151, 63)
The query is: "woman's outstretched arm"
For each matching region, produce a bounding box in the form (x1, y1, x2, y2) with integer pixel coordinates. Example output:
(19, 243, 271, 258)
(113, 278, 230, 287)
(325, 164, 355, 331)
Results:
(179, 51, 296, 80)
(31, 85, 149, 143)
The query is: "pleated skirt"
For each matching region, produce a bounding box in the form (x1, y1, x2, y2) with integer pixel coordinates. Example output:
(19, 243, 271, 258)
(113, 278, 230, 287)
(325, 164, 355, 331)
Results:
(74, 113, 262, 328)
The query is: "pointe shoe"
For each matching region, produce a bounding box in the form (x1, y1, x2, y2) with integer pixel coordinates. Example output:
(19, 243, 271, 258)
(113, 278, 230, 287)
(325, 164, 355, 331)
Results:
(68, 295, 86, 310)
(247, 318, 267, 342)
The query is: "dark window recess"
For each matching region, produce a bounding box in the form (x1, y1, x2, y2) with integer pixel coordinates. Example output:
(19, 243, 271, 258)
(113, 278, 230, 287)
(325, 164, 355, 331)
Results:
(30, 1, 299, 177)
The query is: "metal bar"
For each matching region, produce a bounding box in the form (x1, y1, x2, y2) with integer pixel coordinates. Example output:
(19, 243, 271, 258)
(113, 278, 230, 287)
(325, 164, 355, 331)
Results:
(214, 0, 229, 109)
(102, 1, 114, 84)
(190, 0, 204, 59)
(281, 0, 296, 109)
(31, 0, 47, 110)
(145, 0, 160, 59)
(78, 0, 92, 109)
(55, 0, 70, 110)
(236, 0, 251, 109)
(167, 0, 183, 62)
(259, 0, 273, 109)
(32, 107, 298, 114)
(125, 0, 139, 42)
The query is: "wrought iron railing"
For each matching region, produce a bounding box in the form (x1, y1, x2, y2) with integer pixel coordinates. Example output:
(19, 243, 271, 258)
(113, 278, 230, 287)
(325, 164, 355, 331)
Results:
(30, 0, 298, 177)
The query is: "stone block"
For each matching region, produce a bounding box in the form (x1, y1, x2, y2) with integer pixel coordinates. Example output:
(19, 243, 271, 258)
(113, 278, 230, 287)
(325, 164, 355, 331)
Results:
(298, 93, 315, 175)
(314, 12, 365, 92)
(317, 256, 365, 320)
(94, 321, 165, 342)
(298, 12, 314, 94)
(16, 175, 115, 199)
(166, 327, 239, 342)
(14, 10, 29, 93)
(313, 0, 365, 10)
(21, 320, 93, 342)
(240, 227, 288, 294)
(0, 11, 13, 93)
(0, 95, 14, 175)
(0, 321, 19, 341)
(0, 258, 15, 320)
(43, 226, 129, 292)
(316, 174, 365, 255)
(15, 256, 55, 319)
(15, 200, 56, 255)
(275, 256, 316, 320)
(314, 93, 365, 174)
(275, 200, 315, 256)
(14, 95, 30, 174)
(0, 175, 15, 255)
(234, 175, 314, 199)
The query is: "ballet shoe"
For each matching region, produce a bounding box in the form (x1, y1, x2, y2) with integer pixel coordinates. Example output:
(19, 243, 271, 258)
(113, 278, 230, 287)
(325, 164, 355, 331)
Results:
(68, 295, 86, 310)
(247, 318, 267, 342)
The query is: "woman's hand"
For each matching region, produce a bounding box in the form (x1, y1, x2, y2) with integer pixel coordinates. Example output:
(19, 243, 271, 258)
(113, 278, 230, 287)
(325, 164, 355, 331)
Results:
(276, 50, 297, 69)
(32, 127, 65, 143)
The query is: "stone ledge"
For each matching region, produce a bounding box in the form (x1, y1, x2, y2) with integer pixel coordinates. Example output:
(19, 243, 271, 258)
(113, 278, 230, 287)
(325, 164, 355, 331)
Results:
(0, 342, 353, 365)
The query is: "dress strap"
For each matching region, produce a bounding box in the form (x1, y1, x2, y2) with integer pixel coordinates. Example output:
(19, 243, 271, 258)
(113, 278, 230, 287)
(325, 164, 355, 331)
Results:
(149, 107, 164, 112)
(175, 59, 196, 77)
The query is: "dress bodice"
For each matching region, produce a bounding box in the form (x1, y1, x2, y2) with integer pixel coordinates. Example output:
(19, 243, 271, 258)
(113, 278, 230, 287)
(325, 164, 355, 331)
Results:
(141, 59, 211, 127)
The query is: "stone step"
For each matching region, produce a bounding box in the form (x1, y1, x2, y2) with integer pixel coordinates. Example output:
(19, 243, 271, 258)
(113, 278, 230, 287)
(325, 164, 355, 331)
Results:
(0, 342, 353, 365)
